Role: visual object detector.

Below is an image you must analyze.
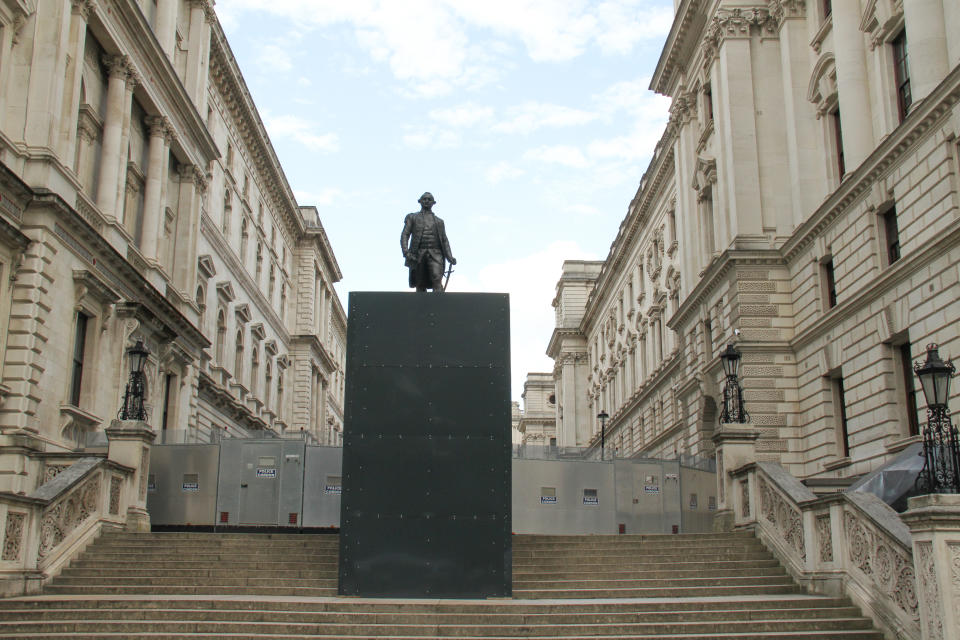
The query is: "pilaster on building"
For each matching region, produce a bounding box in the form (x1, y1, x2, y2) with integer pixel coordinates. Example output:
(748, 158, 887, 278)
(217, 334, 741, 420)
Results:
(0, 0, 347, 510)
(542, 0, 960, 491)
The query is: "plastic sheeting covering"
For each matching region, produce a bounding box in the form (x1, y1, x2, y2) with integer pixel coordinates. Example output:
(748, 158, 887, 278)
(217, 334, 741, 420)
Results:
(847, 442, 924, 512)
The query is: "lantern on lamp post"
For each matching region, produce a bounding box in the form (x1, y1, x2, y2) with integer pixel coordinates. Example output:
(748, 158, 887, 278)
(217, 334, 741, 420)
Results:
(914, 343, 959, 494)
(118, 340, 149, 422)
(719, 343, 749, 425)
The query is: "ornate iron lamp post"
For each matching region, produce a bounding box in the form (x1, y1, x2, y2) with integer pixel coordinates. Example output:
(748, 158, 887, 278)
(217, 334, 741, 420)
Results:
(914, 343, 960, 494)
(118, 340, 149, 421)
(597, 410, 609, 460)
(718, 343, 749, 424)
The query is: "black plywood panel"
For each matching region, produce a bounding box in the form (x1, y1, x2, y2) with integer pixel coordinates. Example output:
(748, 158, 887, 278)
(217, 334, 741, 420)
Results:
(339, 292, 512, 598)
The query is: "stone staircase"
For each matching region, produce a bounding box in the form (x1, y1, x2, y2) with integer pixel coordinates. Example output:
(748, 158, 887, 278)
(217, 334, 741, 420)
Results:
(0, 531, 883, 639)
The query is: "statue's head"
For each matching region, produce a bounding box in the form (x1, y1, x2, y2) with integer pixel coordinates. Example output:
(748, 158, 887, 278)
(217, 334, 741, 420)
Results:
(418, 192, 436, 207)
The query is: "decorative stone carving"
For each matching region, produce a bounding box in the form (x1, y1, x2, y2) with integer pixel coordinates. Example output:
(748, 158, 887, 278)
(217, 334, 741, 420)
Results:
(816, 514, 833, 562)
(2, 512, 25, 561)
(109, 476, 122, 515)
(768, 0, 806, 26)
(758, 476, 805, 560)
(44, 464, 71, 483)
(842, 511, 918, 619)
(950, 542, 960, 613)
(915, 542, 944, 640)
(38, 473, 101, 559)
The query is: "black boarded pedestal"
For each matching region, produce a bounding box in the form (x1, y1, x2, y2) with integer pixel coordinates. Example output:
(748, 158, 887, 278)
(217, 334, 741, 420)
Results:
(338, 292, 512, 598)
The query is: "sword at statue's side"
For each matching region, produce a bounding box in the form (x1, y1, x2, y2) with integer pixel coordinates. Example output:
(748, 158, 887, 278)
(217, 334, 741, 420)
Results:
(442, 265, 454, 292)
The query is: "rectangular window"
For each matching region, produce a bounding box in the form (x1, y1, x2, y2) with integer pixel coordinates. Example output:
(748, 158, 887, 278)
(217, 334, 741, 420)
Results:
(703, 84, 714, 123)
(831, 109, 845, 179)
(892, 30, 911, 123)
(882, 206, 901, 265)
(833, 375, 850, 457)
(69, 313, 89, 406)
(822, 259, 837, 309)
(822, 0, 832, 20)
(897, 342, 920, 436)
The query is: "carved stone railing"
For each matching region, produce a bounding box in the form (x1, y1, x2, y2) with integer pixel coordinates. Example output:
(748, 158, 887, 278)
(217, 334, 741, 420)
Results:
(0, 456, 135, 597)
(731, 461, 921, 640)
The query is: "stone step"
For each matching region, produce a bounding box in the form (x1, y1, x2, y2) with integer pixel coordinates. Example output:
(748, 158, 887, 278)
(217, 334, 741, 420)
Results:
(101, 533, 338, 541)
(513, 584, 800, 599)
(512, 532, 757, 542)
(0, 597, 856, 614)
(67, 560, 339, 571)
(0, 605, 868, 624)
(58, 568, 336, 579)
(511, 566, 788, 580)
(511, 540, 766, 550)
(511, 552, 774, 564)
(512, 576, 795, 589)
(42, 586, 340, 596)
(0, 617, 877, 636)
(0, 632, 885, 639)
(49, 576, 338, 587)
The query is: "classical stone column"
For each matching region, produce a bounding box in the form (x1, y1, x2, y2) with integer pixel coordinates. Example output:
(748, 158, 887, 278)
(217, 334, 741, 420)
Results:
(114, 70, 139, 225)
(154, 0, 179, 59)
(140, 116, 169, 263)
(831, 0, 874, 171)
(172, 164, 205, 295)
(902, 0, 949, 103)
(773, 1, 827, 228)
(945, 1, 960, 68)
(184, 0, 214, 111)
(60, 0, 93, 164)
(95, 55, 131, 218)
(901, 494, 960, 640)
(106, 419, 157, 532)
(23, 1, 72, 149)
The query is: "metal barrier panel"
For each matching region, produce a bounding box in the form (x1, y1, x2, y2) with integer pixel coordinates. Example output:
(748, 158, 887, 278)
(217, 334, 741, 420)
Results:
(339, 292, 512, 598)
(512, 458, 615, 534)
(613, 459, 682, 534)
(147, 444, 220, 526)
(302, 445, 343, 528)
(680, 464, 718, 532)
(215, 439, 306, 527)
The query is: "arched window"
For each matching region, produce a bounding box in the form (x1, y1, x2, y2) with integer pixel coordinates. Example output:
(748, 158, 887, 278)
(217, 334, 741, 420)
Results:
(240, 217, 249, 263)
(196, 285, 206, 331)
(276, 371, 284, 421)
(215, 309, 226, 363)
(255, 243, 263, 283)
(280, 283, 287, 322)
(268, 264, 276, 301)
(234, 329, 244, 384)
(222, 189, 232, 234)
(265, 361, 273, 411)
(250, 346, 259, 396)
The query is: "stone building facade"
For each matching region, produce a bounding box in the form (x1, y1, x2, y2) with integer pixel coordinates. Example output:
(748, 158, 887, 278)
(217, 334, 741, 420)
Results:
(0, 0, 346, 500)
(548, 0, 960, 482)
(516, 372, 558, 447)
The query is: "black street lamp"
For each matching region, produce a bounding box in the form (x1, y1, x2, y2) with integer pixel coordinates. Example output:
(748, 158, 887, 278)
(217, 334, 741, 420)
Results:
(914, 343, 959, 494)
(597, 410, 609, 460)
(719, 343, 749, 424)
(118, 340, 149, 421)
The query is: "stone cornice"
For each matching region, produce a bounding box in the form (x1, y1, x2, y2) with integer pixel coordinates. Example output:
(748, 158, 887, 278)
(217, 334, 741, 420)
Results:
(582, 132, 676, 333)
(208, 20, 306, 244)
(546, 327, 584, 359)
(782, 64, 960, 264)
(32, 189, 209, 351)
(300, 207, 343, 283)
(667, 249, 784, 330)
(289, 334, 337, 377)
(790, 218, 960, 352)
(98, 0, 218, 166)
(650, 0, 710, 96)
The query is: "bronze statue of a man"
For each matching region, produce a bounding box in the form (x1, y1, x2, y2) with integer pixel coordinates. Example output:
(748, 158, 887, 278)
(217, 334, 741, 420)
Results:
(400, 192, 456, 292)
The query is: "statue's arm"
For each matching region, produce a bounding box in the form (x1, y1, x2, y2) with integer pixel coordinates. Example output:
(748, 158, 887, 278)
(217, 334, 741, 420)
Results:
(439, 219, 456, 265)
(400, 214, 413, 257)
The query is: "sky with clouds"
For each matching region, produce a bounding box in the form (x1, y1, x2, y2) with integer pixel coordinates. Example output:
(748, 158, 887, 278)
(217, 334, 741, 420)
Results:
(214, 0, 675, 402)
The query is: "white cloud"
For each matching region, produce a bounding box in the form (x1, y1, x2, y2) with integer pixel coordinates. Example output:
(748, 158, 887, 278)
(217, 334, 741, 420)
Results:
(401, 126, 462, 149)
(257, 43, 293, 73)
(523, 145, 590, 169)
(451, 240, 599, 399)
(429, 103, 495, 128)
(294, 187, 343, 206)
(492, 101, 598, 135)
(485, 161, 525, 184)
(217, 0, 674, 96)
(263, 113, 340, 152)
(565, 203, 601, 217)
